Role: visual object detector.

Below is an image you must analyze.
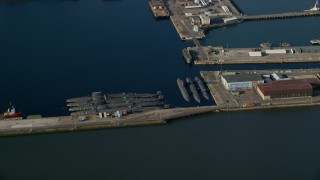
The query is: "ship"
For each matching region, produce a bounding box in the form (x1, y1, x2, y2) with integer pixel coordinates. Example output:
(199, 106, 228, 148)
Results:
(2, 106, 22, 119)
(67, 91, 167, 116)
(281, 42, 291, 47)
(186, 77, 201, 103)
(260, 42, 272, 49)
(66, 96, 92, 103)
(305, 0, 319, 11)
(310, 39, 320, 45)
(195, 76, 209, 100)
(177, 78, 190, 102)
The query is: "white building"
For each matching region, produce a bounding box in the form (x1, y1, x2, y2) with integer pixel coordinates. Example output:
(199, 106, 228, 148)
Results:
(223, 17, 238, 24)
(200, 15, 210, 25)
(221, 74, 264, 90)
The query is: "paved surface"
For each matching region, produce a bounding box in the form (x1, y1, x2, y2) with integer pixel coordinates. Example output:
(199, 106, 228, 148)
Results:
(241, 11, 320, 20)
(201, 69, 320, 108)
(191, 46, 320, 65)
(0, 106, 218, 136)
(149, 0, 170, 18)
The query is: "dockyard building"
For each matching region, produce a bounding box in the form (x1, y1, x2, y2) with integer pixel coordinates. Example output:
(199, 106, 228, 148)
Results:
(221, 73, 264, 90)
(257, 78, 320, 100)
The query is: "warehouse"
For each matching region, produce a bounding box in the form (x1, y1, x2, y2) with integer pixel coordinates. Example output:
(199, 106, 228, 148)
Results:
(200, 15, 210, 25)
(221, 74, 264, 90)
(257, 78, 320, 100)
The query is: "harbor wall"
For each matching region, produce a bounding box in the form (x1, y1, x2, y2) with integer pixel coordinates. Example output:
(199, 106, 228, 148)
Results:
(2, 101, 320, 137)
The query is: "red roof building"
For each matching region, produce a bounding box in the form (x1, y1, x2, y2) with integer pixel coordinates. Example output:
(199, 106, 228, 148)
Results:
(257, 78, 320, 100)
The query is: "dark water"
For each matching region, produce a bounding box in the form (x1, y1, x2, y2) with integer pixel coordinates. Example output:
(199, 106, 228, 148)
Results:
(1, 108, 320, 180)
(0, 0, 320, 179)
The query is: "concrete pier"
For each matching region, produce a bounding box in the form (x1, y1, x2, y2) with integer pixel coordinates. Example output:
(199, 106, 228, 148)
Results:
(149, 0, 169, 19)
(0, 106, 217, 137)
(200, 69, 320, 108)
(189, 46, 320, 65)
(164, 0, 320, 41)
(241, 11, 320, 21)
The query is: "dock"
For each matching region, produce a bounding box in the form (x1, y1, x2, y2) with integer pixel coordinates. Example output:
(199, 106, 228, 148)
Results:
(170, 16, 205, 40)
(5, 68, 320, 137)
(189, 45, 320, 65)
(149, 0, 169, 19)
(200, 69, 320, 108)
(241, 11, 320, 21)
(4, 95, 320, 137)
(162, 0, 320, 41)
(0, 106, 218, 137)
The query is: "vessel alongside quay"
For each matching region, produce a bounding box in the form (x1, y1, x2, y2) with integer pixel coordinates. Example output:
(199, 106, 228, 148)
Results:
(186, 77, 201, 103)
(177, 78, 190, 102)
(66, 91, 168, 117)
(195, 76, 209, 100)
(311, 39, 320, 45)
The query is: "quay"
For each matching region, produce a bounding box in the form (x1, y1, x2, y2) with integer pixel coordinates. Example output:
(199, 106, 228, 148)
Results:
(0, 106, 217, 137)
(4, 100, 320, 137)
(200, 69, 320, 109)
(163, 0, 320, 43)
(4, 89, 320, 137)
(241, 11, 320, 21)
(149, 0, 170, 19)
(186, 45, 320, 65)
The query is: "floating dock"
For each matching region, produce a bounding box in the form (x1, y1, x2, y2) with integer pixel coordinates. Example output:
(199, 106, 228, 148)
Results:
(149, 0, 169, 19)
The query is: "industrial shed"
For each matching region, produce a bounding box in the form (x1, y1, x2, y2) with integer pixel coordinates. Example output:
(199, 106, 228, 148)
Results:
(291, 46, 320, 53)
(257, 78, 320, 100)
(221, 74, 264, 90)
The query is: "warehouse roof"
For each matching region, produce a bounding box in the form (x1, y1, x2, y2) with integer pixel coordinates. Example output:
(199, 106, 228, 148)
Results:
(222, 74, 263, 83)
(258, 78, 320, 96)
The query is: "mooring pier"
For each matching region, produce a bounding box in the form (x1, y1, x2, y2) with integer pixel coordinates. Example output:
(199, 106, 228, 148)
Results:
(241, 11, 320, 21)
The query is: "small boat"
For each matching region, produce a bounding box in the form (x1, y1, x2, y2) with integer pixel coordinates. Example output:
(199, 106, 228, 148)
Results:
(310, 39, 320, 45)
(260, 42, 272, 49)
(2, 106, 22, 119)
(305, 0, 319, 11)
(281, 42, 291, 47)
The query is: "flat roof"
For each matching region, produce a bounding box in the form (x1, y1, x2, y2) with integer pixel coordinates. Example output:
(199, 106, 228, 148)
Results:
(258, 78, 320, 96)
(222, 74, 263, 83)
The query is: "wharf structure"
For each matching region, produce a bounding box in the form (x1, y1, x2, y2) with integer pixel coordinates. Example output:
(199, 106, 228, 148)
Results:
(163, 0, 320, 44)
(4, 68, 320, 137)
(201, 69, 320, 108)
(184, 45, 320, 65)
(4, 68, 320, 138)
(149, 0, 170, 19)
(0, 106, 219, 137)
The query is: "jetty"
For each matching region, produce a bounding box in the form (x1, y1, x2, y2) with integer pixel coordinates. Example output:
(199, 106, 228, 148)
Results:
(164, 0, 320, 42)
(241, 11, 320, 21)
(200, 69, 320, 112)
(0, 106, 219, 137)
(149, 0, 169, 19)
(187, 45, 320, 65)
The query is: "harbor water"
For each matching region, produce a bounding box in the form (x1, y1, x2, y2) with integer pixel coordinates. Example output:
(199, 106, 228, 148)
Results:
(0, 0, 320, 179)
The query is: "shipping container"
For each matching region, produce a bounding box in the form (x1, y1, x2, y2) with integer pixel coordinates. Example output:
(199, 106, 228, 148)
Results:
(249, 51, 262, 57)
(265, 49, 287, 54)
